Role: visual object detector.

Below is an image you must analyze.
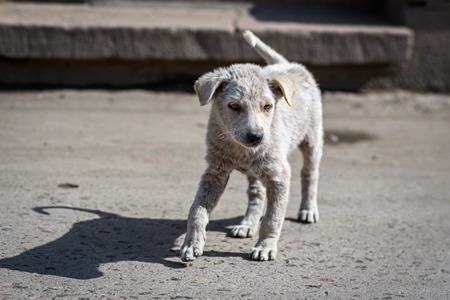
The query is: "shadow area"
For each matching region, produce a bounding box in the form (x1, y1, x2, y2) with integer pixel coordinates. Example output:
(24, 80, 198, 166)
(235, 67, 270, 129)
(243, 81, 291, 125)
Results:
(249, 3, 388, 26)
(0, 206, 243, 280)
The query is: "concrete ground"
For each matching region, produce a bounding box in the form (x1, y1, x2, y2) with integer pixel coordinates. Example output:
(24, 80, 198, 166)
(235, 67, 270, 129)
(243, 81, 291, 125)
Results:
(0, 90, 449, 299)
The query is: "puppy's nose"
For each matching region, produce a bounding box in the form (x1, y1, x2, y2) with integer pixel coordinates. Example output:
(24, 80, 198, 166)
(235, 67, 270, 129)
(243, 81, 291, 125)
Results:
(247, 132, 264, 145)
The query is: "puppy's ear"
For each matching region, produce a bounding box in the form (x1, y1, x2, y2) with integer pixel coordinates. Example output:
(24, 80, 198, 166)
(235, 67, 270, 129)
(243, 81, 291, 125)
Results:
(270, 75, 296, 107)
(194, 70, 226, 106)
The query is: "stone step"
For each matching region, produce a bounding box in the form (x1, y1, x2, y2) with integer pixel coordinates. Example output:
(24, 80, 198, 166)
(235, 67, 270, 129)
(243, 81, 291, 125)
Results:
(0, 2, 413, 65)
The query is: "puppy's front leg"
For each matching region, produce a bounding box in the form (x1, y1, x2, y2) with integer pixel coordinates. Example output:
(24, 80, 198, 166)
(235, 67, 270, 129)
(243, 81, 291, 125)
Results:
(250, 164, 291, 261)
(180, 168, 230, 261)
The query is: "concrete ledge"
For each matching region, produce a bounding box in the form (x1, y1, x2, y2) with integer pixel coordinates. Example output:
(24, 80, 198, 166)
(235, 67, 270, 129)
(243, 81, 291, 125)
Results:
(0, 2, 413, 65)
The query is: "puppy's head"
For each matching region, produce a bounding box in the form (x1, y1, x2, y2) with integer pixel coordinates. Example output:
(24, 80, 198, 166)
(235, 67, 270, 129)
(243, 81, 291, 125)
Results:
(194, 64, 296, 148)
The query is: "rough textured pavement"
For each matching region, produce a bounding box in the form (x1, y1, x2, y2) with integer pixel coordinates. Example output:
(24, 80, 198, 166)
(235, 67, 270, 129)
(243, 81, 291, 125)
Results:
(0, 90, 449, 299)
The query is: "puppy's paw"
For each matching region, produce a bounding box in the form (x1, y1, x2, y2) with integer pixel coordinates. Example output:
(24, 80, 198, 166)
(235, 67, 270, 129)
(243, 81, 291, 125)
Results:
(231, 224, 255, 238)
(298, 208, 319, 223)
(249, 239, 277, 261)
(180, 243, 204, 262)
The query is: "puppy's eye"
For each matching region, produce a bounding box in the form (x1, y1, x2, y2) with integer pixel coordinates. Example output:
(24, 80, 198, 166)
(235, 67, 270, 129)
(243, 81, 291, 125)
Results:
(228, 103, 241, 111)
(263, 104, 273, 111)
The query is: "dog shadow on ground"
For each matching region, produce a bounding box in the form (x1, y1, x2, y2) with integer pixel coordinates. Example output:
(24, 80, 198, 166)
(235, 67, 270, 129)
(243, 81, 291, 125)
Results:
(0, 206, 244, 280)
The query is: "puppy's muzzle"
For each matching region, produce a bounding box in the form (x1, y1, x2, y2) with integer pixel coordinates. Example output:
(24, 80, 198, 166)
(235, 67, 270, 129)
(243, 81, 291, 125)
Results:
(246, 132, 264, 146)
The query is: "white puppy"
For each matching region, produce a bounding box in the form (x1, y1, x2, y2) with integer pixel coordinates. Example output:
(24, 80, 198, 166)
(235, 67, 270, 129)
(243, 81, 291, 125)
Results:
(180, 30, 323, 261)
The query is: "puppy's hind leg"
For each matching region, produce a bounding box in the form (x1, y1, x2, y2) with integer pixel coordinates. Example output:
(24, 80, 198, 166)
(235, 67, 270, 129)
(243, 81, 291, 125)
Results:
(298, 132, 323, 223)
(231, 176, 265, 238)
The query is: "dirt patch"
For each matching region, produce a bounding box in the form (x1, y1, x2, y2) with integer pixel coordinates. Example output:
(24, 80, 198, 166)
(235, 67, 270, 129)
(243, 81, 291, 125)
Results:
(324, 130, 376, 145)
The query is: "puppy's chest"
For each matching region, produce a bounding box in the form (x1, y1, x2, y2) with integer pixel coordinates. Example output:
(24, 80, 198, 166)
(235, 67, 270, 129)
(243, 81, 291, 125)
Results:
(230, 153, 273, 176)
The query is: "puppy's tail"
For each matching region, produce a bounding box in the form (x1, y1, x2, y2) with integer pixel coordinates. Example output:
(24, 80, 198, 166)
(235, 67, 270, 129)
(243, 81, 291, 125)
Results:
(243, 30, 289, 65)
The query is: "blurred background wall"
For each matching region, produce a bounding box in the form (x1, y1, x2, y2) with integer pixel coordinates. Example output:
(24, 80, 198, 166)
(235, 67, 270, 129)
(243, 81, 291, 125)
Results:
(0, 0, 449, 92)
